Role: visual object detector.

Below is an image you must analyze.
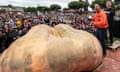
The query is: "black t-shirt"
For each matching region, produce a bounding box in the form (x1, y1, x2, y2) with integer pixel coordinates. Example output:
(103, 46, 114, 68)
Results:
(104, 8, 115, 25)
(6, 29, 17, 38)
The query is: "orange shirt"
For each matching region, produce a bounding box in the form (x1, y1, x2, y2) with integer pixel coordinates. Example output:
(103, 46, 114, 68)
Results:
(92, 10, 109, 28)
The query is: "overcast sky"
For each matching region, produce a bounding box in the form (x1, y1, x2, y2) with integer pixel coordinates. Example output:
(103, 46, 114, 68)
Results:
(0, 0, 93, 8)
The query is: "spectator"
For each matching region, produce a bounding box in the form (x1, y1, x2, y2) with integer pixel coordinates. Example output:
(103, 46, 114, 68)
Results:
(5, 26, 17, 48)
(105, 1, 115, 44)
(92, 3, 109, 57)
(0, 31, 4, 53)
(0, 11, 97, 52)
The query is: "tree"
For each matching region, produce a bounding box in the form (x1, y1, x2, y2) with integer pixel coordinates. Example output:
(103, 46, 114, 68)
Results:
(50, 4, 61, 11)
(43, 7, 50, 11)
(8, 4, 13, 8)
(63, 8, 69, 11)
(68, 1, 88, 10)
(24, 7, 37, 12)
(91, 0, 115, 9)
(79, 0, 89, 10)
(115, 0, 120, 3)
(37, 6, 50, 11)
(68, 1, 81, 9)
(114, 0, 120, 5)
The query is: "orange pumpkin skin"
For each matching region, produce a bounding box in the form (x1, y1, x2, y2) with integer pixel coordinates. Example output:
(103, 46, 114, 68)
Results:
(0, 24, 102, 72)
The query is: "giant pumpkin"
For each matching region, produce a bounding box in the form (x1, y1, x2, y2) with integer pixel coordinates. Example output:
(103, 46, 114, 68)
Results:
(0, 24, 102, 72)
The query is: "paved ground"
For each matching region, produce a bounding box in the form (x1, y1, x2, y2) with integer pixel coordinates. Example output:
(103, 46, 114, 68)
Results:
(95, 48, 120, 72)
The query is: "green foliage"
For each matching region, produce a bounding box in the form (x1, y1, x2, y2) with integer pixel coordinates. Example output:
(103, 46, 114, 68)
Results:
(63, 8, 69, 11)
(91, 0, 115, 9)
(115, 0, 120, 3)
(114, 0, 119, 6)
(68, 1, 81, 9)
(8, 4, 13, 8)
(79, 0, 89, 10)
(24, 7, 37, 12)
(50, 4, 61, 11)
(68, 1, 88, 10)
(24, 4, 61, 12)
(37, 6, 50, 11)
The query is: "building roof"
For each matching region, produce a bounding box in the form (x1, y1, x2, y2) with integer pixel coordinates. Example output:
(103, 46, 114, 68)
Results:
(0, 5, 24, 8)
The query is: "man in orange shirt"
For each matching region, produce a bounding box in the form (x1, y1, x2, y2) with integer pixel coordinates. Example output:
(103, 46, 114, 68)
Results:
(92, 3, 109, 56)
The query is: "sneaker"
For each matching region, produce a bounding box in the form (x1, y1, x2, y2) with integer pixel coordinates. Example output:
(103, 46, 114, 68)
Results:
(109, 40, 120, 49)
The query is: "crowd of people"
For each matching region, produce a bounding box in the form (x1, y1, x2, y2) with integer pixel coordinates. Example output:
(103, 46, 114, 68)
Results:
(0, 11, 95, 53)
(0, 1, 117, 59)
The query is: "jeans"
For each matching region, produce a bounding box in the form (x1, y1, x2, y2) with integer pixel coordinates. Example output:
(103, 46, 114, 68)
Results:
(96, 28, 107, 55)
